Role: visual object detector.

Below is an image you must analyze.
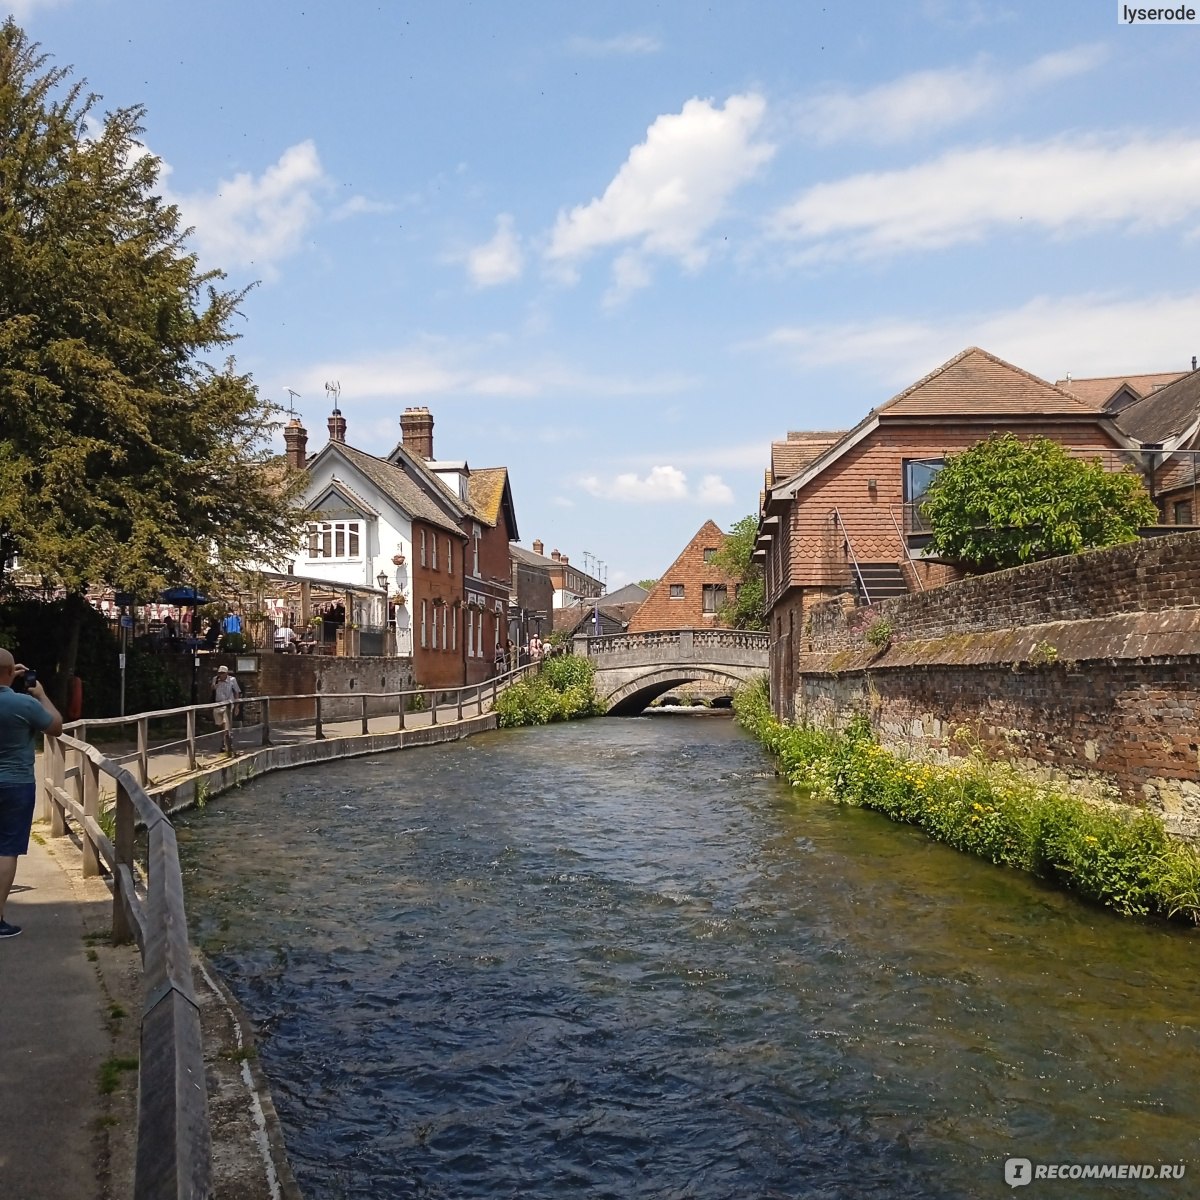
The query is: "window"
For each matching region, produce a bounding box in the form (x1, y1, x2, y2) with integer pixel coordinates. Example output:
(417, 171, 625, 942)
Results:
(472, 524, 481, 576)
(702, 584, 727, 613)
(420, 529, 427, 567)
(442, 605, 448, 650)
(305, 520, 361, 560)
(903, 458, 944, 533)
(467, 607, 474, 657)
(431, 535, 438, 571)
(431, 604, 438, 649)
(420, 600, 428, 648)
(452, 609, 457, 650)
(1174, 500, 1193, 525)
(446, 538, 453, 575)
(703, 547, 717, 563)
(669, 583, 684, 599)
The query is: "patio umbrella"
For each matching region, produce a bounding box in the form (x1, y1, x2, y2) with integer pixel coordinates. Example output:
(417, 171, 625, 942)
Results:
(159, 586, 210, 605)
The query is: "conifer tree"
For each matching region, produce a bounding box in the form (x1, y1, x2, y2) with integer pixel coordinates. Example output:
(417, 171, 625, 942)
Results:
(0, 21, 307, 687)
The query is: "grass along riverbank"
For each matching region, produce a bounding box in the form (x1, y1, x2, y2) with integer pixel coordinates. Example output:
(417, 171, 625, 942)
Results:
(734, 678, 1200, 924)
(495, 655, 604, 728)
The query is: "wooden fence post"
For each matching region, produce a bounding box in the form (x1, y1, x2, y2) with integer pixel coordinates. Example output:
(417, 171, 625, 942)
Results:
(315, 695, 324, 740)
(398, 691, 406, 730)
(49, 737, 66, 838)
(361, 694, 369, 735)
(137, 716, 149, 785)
(186, 708, 197, 771)
(456, 689, 464, 722)
(82, 755, 101, 878)
(430, 690, 438, 726)
(112, 779, 135, 945)
(261, 697, 271, 747)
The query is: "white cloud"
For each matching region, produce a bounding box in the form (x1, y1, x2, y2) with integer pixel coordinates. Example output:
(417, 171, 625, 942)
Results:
(771, 134, 1200, 259)
(568, 33, 661, 56)
(331, 195, 397, 221)
(794, 45, 1105, 145)
(629, 441, 769, 469)
(6, 0, 70, 17)
(755, 290, 1200, 389)
(579, 465, 736, 505)
(296, 346, 695, 402)
(169, 140, 329, 272)
(603, 249, 653, 307)
(547, 93, 774, 286)
(466, 214, 524, 288)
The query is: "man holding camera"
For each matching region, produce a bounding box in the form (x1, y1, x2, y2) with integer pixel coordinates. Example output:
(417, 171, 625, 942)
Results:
(0, 648, 63, 939)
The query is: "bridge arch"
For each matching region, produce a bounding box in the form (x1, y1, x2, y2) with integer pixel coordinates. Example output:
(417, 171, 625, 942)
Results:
(602, 666, 753, 715)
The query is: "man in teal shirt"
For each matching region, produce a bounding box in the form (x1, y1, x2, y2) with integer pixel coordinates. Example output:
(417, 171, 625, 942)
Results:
(0, 648, 63, 939)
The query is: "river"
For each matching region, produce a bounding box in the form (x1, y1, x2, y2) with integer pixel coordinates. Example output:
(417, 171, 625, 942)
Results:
(176, 714, 1199, 1199)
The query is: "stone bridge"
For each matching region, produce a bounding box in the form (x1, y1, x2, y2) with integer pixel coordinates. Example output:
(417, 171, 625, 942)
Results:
(574, 628, 769, 714)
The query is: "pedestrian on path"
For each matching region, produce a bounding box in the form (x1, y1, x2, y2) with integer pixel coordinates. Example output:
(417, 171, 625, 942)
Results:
(211, 664, 242, 754)
(0, 648, 63, 939)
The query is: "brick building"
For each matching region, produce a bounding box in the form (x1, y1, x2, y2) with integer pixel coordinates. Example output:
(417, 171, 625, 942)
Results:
(627, 520, 738, 633)
(755, 347, 1140, 718)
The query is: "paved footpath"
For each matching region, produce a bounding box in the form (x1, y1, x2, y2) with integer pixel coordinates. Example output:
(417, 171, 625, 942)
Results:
(0, 696, 498, 1198)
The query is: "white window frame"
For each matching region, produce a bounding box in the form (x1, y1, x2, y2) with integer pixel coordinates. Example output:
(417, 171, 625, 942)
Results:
(446, 538, 453, 575)
(420, 528, 427, 567)
(305, 520, 363, 561)
(420, 599, 428, 648)
(472, 523, 481, 576)
(432, 535, 438, 572)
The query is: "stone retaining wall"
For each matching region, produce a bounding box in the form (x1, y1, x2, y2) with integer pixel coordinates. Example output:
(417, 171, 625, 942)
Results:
(795, 532, 1200, 837)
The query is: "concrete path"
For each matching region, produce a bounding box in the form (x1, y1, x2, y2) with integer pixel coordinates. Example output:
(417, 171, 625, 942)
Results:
(0, 836, 117, 1200)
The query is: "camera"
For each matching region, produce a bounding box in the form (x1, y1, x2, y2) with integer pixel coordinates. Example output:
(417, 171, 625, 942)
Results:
(12, 669, 37, 694)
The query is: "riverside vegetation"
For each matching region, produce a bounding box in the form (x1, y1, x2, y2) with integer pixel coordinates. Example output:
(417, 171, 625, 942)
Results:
(495, 655, 604, 728)
(734, 677, 1200, 924)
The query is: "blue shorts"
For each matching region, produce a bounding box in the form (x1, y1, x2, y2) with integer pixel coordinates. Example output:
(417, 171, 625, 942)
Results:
(0, 782, 37, 856)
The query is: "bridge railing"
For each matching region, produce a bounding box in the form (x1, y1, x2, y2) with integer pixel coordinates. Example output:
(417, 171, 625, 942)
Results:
(582, 628, 770, 656)
(38, 662, 538, 1199)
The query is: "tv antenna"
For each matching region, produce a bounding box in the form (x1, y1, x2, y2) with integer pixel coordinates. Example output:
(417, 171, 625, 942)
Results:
(324, 380, 342, 414)
(285, 388, 301, 415)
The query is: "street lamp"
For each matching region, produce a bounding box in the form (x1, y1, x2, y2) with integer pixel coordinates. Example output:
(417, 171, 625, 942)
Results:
(376, 570, 389, 590)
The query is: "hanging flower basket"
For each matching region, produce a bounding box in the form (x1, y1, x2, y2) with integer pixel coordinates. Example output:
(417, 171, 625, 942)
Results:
(392, 593, 407, 606)
(433, 597, 445, 608)
(392, 554, 406, 566)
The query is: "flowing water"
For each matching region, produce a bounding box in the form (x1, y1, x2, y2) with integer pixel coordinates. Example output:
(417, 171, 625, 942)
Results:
(177, 715, 1199, 1199)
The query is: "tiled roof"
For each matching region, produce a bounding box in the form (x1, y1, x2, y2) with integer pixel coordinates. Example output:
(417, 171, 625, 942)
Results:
(383, 441, 475, 523)
(1114, 369, 1200, 445)
(315, 476, 380, 518)
(510, 544, 555, 569)
(1056, 372, 1186, 410)
(771, 431, 845, 482)
(597, 582, 650, 605)
(879, 347, 1093, 418)
(552, 601, 643, 635)
(323, 443, 465, 538)
(467, 467, 508, 527)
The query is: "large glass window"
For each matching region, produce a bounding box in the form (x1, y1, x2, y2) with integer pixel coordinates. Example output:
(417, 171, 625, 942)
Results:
(702, 584, 727, 613)
(903, 458, 944, 532)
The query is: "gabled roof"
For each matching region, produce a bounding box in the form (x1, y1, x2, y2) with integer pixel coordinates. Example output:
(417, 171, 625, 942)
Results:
(311, 477, 380, 519)
(1056, 371, 1186, 410)
(771, 431, 845, 483)
(468, 467, 519, 540)
(1114, 369, 1200, 446)
(766, 346, 1107, 507)
(308, 442, 465, 538)
(879, 347, 1093, 418)
(552, 601, 644, 636)
(597, 582, 650, 605)
(510, 544, 555, 569)
(383, 441, 475, 525)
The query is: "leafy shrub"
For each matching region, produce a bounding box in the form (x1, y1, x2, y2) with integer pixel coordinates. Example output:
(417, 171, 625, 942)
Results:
(864, 619, 893, 650)
(733, 678, 1200, 924)
(496, 655, 603, 728)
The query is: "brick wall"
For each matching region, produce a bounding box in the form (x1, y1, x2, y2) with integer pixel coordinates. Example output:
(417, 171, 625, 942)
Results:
(790, 531, 1200, 834)
(629, 519, 739, 633)
(411, 518, 465, 688)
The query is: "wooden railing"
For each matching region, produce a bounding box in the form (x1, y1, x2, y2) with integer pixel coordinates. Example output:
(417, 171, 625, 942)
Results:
(38, 662, 538, 1200)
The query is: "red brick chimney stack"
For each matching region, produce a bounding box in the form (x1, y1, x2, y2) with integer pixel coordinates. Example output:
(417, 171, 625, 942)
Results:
(284, 417, 308, 468)
(561, 555, 569, 565)
(532, 539, 544, 556)
(327, 409, 346, 443)
(551, 549, 561, 562)
(400, 407, 435, 459)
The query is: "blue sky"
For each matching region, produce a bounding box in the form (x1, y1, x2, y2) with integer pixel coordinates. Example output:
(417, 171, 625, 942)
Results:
(8, 0, 1200, 585)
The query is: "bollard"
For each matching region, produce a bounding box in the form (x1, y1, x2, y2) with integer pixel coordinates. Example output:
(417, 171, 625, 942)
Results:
(456, 689, 463, 722)
(361, 694, 369, 735)
(315, 694, 324, 740)
(398, 691, 406, 730)
(430, 690, 438, 725)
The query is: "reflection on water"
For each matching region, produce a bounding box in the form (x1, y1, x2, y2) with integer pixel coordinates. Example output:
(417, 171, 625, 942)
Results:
(177, 715, 1200, 1199)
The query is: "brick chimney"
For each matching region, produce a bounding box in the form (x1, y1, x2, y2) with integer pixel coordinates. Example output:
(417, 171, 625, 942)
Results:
(551, 549, 561, 562)
(284, 417, 308, 469)
(327, 408, 346, 444)
(561, 555, 569, 565)
(400, 406, 434, 459)
(532, 539, 544, 556)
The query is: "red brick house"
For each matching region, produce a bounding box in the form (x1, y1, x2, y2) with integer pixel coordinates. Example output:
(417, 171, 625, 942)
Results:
(756, 347, 1145, 718)
(628, 520, 740, 633)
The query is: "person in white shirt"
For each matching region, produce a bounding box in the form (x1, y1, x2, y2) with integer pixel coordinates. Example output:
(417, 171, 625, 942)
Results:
(211, 665, 242, 752)
(274, 624, 297, 653)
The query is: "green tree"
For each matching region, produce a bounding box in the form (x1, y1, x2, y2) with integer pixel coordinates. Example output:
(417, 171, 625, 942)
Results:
(712, 514, 766, 630)
(921, 433, 1157, 572)
(0, 22, 307, 693)
(636, 578, 658, 591)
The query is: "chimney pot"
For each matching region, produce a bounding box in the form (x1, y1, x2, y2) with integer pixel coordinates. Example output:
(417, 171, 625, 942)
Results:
(561, 555, 569, 565)
(400, 407, 435, 459)
(551, 549, 561, 562)
(532, 539, 544, 555)
(327, 410, 346, 444)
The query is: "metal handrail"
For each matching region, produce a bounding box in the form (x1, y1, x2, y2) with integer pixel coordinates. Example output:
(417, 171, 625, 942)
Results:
(888, 506, 925, 592)
(831, 507, 871, 604)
